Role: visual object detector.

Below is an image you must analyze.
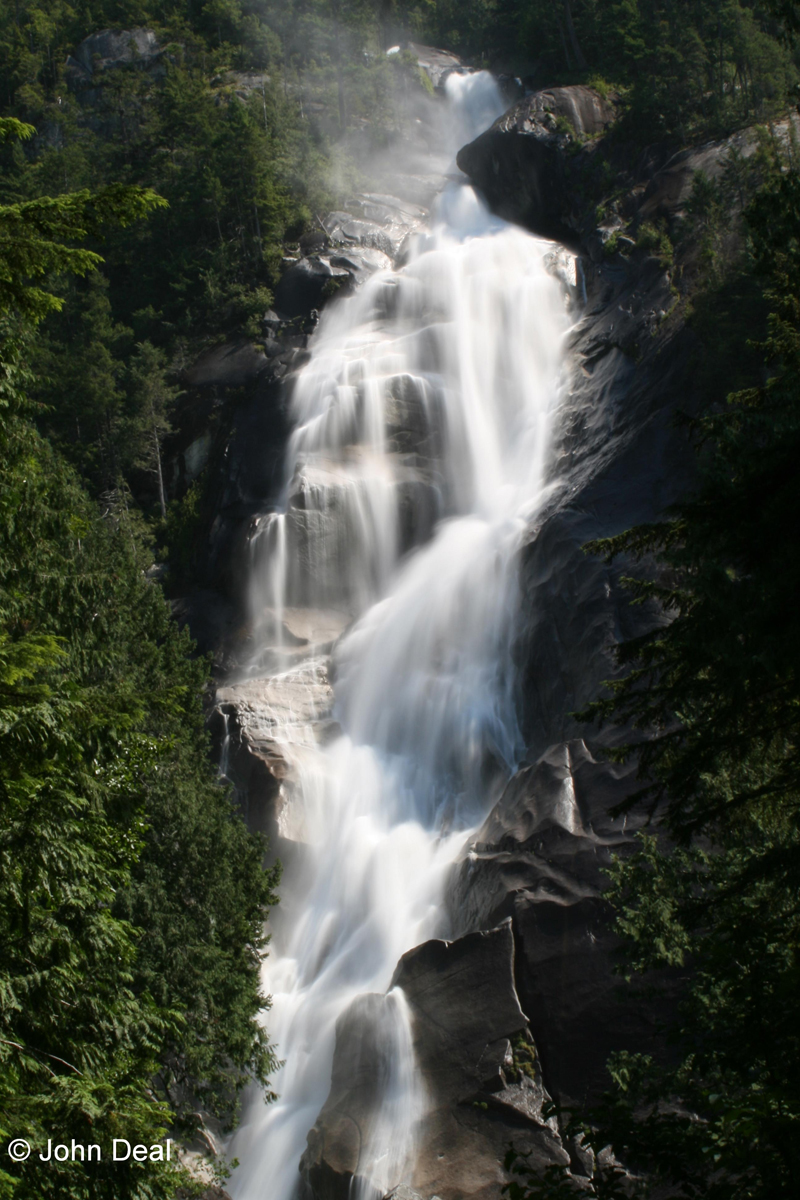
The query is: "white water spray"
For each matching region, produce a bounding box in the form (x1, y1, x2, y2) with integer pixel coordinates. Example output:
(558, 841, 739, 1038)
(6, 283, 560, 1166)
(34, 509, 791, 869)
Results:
(230, 71, 570, 1200)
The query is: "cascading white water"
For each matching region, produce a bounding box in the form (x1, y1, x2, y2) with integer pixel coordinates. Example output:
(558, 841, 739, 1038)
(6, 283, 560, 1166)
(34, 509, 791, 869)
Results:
(230, 71, 570, 1200)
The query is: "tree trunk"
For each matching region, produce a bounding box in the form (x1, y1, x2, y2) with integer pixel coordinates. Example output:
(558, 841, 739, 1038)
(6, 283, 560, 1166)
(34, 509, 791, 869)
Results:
(332, 10, 346, 133)
(261, 78, 269, 134)
(557, 18, 573, 71)
(563, 1, 588, 71)
(337, 66, 346, 133)
(151, 407, 167, 520)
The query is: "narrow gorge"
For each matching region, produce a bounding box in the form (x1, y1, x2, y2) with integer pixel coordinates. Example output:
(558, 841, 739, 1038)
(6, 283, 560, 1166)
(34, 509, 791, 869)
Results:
(203, 58, 686, 1200)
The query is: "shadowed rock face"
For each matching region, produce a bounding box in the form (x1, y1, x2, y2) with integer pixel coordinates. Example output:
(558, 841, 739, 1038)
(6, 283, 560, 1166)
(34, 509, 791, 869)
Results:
(301, 923, 570, 1200)
(390, 923, 528, 1100)
(450, 743, 676, 1109)
(514, 249, 692, 758)
(456, 83, 800, 264)
(456, 86, 617, 246)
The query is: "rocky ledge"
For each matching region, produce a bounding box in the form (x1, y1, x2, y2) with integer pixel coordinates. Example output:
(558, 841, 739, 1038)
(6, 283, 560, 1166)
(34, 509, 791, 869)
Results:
(300, 922, 571, 1200)
(457, 85, 617, 247)
(457, 82, 800, 263)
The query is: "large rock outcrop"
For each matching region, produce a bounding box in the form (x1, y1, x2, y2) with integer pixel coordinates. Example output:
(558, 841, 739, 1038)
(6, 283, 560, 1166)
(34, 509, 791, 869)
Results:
(451, 742, 676, 1109)
(456, 86, 617, 246)
(457, 83, 800, 261)
(65, 27, 165, 95)
(300, 923, 571, 1200)
(514, 246, 690, 755)
(214, 656, 336, 845)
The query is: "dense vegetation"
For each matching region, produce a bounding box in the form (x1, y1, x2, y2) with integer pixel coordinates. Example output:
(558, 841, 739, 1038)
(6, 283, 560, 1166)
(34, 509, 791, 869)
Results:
(0, 119, 280, 1199)
(0, 3, 434, 517)
(3, 2, 800, 1199)
(410, 1, 800, 140)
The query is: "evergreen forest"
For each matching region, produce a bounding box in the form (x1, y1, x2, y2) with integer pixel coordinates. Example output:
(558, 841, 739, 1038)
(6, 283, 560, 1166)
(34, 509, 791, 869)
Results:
(1, 2, 799, 1199)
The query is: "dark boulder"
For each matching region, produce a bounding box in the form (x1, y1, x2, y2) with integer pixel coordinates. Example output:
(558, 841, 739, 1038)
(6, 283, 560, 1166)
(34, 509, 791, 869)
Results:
(451, 744, 678, 1110)
(457, 88, 800, 265)
(276, 257, 349, 318)
(301, 922, 569, 1200)
(456, 86, 617, 246)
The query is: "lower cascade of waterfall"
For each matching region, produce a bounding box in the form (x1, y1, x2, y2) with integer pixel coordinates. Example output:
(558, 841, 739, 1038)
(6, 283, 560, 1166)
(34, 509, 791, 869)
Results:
(228, 70, 572, 1200)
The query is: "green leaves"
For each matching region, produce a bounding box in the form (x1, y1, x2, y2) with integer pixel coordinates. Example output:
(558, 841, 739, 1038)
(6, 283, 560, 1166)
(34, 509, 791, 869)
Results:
(0, 106, 278, 1196)
(0, 182, 166, 324)
(0, 399, 280, 1195)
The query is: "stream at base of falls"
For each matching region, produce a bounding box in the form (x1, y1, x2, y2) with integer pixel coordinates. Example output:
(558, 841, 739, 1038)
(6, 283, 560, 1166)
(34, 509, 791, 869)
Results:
(228, 70, 572, 1200)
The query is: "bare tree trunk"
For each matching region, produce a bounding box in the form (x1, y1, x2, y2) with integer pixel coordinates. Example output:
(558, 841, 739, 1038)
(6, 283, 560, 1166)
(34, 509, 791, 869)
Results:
(151, 405, 167, 520)
(332, 4, 346, 133)
(563, 1, 588, 71)
(261, 78, 269, 134)
(557, 18, 573, 71)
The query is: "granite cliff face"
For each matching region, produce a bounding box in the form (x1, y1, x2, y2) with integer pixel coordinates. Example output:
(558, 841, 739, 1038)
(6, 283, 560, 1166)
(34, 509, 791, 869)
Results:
(175, 74, 725, 1200)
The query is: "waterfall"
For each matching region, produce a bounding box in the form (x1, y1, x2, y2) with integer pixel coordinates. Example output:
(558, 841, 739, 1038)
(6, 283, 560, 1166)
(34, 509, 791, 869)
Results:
(229, 71, 570, 1200)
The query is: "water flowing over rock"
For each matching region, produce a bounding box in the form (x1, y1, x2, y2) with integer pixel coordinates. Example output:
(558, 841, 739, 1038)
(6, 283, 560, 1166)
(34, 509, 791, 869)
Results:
(301, 922, 570, 1200)
(213, 63, 681, 1200)
(221, 70, 586, 1200)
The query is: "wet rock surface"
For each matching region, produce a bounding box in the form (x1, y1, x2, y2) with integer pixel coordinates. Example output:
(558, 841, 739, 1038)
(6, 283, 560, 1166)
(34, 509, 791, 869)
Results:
(450, 743, 674, 1108)
(166, 187, 431, 631)
(408, 43, 466, 92)
(214, 656, 335, 846)
(183, 66, 728, 1200)
(301, 922, 569, 1200)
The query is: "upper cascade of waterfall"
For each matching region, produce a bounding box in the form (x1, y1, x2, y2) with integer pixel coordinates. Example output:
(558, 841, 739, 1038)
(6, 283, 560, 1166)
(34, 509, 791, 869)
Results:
(230, 68, 572, 1200)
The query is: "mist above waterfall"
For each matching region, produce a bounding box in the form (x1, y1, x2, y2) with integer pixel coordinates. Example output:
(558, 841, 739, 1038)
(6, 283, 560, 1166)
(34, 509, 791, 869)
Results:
(229, 69, 571, 1200)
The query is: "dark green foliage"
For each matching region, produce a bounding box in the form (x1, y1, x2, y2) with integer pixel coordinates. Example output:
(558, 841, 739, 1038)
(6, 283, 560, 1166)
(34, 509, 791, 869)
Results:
(0, 3, 433, 520)
(4, 6, 800, 1199)
(0, 119, 279, 1199)
(397, 2, 799, 142)
(0, 116, 165, 324)
(0, 372, 281, 1198)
